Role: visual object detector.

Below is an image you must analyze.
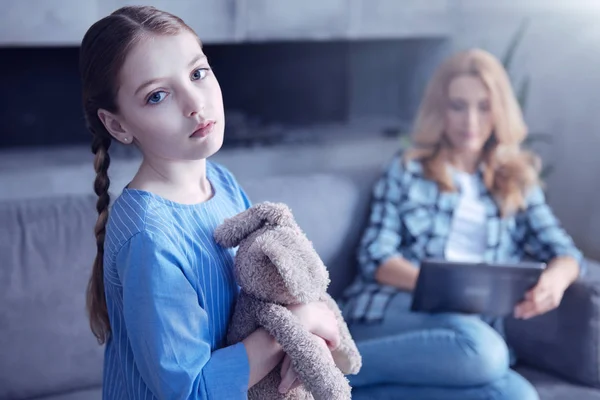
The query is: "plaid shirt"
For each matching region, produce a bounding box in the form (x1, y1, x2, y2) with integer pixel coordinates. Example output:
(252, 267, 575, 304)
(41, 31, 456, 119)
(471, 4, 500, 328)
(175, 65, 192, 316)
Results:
(340, 155, 585, 324)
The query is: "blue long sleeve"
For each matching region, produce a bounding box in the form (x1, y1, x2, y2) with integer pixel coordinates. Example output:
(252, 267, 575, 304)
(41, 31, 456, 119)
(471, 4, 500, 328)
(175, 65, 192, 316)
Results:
(519, 186, 585, 274)
(116, 230, 249, 399)
(102, 161, 252, 400)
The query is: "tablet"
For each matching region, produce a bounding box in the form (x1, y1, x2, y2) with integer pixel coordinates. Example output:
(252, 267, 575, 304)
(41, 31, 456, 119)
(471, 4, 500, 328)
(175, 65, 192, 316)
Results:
(410, 259, 546, 316)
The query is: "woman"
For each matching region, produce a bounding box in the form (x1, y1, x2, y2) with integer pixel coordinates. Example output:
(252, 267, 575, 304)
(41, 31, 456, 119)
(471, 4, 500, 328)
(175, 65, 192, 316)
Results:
(341, 49, 584, 399)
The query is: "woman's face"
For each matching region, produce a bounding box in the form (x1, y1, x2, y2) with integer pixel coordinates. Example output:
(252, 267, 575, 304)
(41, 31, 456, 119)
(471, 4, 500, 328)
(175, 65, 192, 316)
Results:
(444, 75, 494, 155)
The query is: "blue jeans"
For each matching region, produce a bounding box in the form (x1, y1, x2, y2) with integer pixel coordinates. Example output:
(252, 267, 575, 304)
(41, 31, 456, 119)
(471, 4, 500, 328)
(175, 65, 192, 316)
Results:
(346, 291, 538, 400)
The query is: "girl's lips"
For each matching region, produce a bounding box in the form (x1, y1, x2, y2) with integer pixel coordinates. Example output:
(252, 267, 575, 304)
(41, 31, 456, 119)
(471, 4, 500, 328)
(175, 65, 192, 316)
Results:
(191, 121, 215, 138)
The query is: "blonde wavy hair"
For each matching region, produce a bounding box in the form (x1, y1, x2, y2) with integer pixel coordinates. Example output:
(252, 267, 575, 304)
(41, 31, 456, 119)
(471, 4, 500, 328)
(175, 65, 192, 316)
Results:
(404, 48, 541, 217)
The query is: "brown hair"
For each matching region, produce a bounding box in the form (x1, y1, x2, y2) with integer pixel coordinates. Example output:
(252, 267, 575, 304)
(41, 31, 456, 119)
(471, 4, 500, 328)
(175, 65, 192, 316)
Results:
(79, 6, 195, 344)
(405, 48, 541, 217)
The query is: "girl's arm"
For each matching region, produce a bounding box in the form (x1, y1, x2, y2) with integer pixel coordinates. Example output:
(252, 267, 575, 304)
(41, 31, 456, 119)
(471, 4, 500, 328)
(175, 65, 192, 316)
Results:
(242, 328, 283, 387)
(118, 229, 341, 398)
(118, 230, 250, 399)
(242, 304, 341, 388)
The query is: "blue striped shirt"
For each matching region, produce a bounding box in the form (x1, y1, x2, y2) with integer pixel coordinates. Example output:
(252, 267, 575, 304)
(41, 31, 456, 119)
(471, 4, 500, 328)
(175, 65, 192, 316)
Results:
(102, 161, 251, 400)
(341, 155, 585, 324)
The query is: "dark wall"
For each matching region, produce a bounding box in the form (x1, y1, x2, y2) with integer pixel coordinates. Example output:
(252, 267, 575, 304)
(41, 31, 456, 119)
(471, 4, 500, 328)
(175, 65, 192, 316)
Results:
(0, 38, 447, 149)
(1, 47, 86, 148)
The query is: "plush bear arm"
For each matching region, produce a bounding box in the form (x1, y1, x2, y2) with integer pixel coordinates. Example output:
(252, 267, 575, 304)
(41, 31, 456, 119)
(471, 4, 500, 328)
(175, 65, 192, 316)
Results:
(320, 294, 363, 375)
(255, 301, 352, 400)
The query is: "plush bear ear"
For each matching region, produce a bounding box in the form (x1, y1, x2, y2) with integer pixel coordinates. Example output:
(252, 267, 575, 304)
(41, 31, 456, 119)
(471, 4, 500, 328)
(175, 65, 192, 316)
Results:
(214, 202, 296, 248)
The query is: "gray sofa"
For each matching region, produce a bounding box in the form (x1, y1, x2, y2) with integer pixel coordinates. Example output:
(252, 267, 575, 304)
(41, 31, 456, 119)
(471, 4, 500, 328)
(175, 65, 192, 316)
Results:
(1, 141, 600, 400)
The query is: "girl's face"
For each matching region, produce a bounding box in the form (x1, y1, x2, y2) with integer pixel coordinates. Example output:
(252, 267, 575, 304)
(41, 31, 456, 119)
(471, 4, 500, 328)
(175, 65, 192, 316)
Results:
(99, 31, 225, 161)
(444, 75, 494, 155)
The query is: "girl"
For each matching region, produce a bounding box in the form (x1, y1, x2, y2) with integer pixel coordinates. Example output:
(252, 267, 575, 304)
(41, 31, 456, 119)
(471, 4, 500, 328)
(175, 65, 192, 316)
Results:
(81, 6, 339, 399)
(341, 49, 584, 399)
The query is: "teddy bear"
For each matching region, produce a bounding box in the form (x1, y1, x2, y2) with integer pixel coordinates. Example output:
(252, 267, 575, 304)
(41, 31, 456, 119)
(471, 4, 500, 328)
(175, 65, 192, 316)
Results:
(214, 201, 362, 400)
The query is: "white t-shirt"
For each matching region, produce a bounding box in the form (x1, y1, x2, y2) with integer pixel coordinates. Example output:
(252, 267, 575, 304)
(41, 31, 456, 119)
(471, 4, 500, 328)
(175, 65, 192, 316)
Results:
(444, 170, 488, 262)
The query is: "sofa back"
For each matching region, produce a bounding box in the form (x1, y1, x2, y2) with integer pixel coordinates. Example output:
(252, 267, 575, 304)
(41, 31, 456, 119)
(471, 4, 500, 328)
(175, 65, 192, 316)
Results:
(0, 195, 105, 400)
(0, 165, 381, 399)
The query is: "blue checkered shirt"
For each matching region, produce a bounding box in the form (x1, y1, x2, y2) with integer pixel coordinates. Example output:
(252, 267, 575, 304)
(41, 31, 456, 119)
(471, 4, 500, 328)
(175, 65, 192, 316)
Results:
(340, 155, 585, 324)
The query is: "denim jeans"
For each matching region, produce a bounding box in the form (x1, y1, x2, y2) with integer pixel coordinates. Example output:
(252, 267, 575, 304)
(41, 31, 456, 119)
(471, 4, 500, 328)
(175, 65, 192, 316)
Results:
(346, 291, 539, 400)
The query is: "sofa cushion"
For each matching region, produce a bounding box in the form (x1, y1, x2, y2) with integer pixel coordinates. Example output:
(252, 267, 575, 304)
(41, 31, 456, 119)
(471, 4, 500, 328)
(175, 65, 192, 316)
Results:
(0, 196, 104, 400)
(515, 366, 600, 400)
(31, 387, 101, 400)
(505, 259, 600, 388)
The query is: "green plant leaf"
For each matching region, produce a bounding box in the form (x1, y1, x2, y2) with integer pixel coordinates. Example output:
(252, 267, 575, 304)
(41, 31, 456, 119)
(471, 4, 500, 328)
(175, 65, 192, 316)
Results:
(502, 18, 531, 72)
(540, 165, 555, 179)
(517, 76, 531, 111)
(499, 19, 557, 181)
(523, 132, 554, 146)
(399, 135, 412, 149)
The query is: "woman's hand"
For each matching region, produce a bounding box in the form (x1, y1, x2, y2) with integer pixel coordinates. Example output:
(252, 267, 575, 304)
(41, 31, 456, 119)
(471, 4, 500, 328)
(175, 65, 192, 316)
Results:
(279, 336, 333, 394)
(286, 301, 341, 350)
(514, 256, 580, 319)
(375, 256, 420, 291)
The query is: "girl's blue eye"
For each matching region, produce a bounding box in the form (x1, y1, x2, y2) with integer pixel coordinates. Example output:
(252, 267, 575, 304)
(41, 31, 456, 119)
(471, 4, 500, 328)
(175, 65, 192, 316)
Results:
(147, 91, 167, 104)
(192, 68, 208, 81)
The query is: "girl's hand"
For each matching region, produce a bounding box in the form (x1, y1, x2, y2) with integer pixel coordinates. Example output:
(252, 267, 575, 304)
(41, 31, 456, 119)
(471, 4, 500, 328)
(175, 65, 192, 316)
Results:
(514, 257, 579, 319)
(279, 336, 332, 394)
(279, 353, 301, 393)
(286, 301, 340, 350)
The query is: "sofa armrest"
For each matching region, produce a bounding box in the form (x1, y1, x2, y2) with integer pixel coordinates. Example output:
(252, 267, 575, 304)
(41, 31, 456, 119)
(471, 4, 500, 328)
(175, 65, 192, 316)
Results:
(505, 259, 600, 388)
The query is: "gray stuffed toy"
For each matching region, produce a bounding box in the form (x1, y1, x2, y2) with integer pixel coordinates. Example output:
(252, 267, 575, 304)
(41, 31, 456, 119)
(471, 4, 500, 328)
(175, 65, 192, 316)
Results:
(214, 202, 362, 400)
